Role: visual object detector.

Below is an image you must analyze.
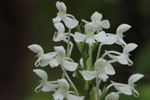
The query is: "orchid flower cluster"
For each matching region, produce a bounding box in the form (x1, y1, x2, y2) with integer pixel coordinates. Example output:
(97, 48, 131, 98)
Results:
(28, 1, 144, 100)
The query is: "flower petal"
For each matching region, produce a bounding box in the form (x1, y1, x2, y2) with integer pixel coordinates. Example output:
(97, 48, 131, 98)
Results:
(63, 16, 78, 29)
(53, 32, 66, 42)
(33, 69, 48, 81)
(42, 82, 58, 92)
(123, 43, 138, 53)
(116, 24, 131, 33)
(54, 22, 65, 33)
(91, 11, 102, 22)
(113, 82, 132, 95)
(104, 62, 115, 75)
(28, 44, 43, 55)
(105, 92, 119, 100)
(52, 16, 62, 23)
(81, 70, 97, 80)
(128, 74, 144, 85)
(116, 54, 128, 65)
(73, 32, 86, 42)
(66, 94, 84, 100)
(100, 20, 110, 29)
(62, 60, 78, 71)
(94, 31, 107, 42)
(80, 58, 84, 68)
(49, 59, 60, 68)
(54, 46, 66, 55)
(132, 88, 139, 97)
(56, 1, 66, 13)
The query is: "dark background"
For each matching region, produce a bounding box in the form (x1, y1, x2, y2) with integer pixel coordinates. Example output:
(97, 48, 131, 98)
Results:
(0, 0, 150, 100)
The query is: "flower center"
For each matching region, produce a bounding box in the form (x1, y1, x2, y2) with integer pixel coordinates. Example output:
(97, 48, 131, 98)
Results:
(96, 64, 103, 72)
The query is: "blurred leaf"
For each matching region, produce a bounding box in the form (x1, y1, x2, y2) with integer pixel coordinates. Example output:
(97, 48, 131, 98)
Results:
(134, 44, 150, 74)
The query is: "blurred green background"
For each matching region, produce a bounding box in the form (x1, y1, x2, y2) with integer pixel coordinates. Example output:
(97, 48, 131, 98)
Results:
(0, 0, 150, 100)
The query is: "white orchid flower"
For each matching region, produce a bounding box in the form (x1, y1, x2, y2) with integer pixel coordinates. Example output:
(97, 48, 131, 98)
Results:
(82, 11, 110, 33)
(53, 22, 68, 42)
(28, 44, 56, 67)
(105, 43, 138, 66)
(82, 58, 115, 82)
(53, 79, 84, 100)
(109, 74, 144, 97)
(53, 1, 78, 29)
(49, 46, 78, 71)
(33, 69, 58, 92)
(105, 92, 119, 100)
(74, 23, 116, 45)
(107, 24, 131, 46)
(33, 71, 84, 100)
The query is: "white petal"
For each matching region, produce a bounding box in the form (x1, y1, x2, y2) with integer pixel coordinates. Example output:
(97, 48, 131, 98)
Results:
(94, 31, 107, 42)
(132, 88, 139, 97)
(54, 22, 65, 33)
(53, 32, 66, 42)
(81, 70, 97, 80)
(113, 82, 132, 95)
(52, 16, 62, 23)
(128, 74, 144, 85)
(116, 24, 131, 33)
(40, 53, 56, 67)
(49, 59, 60, 68)
(86, 37, 96, 45)
(54, 46, 66, 55)
(91, 11, 102, 22)
(105, 92, 119, 100)
(99, 73, 109, 82)
(56, 1, 66, 13)
(28, 44, 43, 55)
(123, 43, 138, 53)
(104, 62, 115, 75)
(80, 58, 84, 68)
(63, 16, 78, 29)
(102, 35, 117, 45)
(73, 32, 86, 42)
(116, 54, 128, 65)
(33, 69, 48, 81)
(62, 60, 78, 71)
(42, 82, 58, 92)
(85, 23, 96, 34)
(66, 94, 84, 100)
(100, 20, 110, 29)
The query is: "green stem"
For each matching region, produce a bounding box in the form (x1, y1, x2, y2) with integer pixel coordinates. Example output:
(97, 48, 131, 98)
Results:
(89, 44, 92, 68)
(61, 66, 79, 96)
(67, 29, 71, 57)
(96, 78, 101, 100)
(96, 43, 103, 60)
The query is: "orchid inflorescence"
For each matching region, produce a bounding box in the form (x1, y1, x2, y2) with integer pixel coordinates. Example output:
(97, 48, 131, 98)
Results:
(28, 1, 144, 100)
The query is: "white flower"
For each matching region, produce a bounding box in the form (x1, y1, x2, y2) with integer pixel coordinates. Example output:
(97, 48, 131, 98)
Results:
(105, 92, 119, 100)
(94, 31, 117, 45)
(49, 46, 78, 71)
(82, 58, 115, 82)
(33, 71, 84, 100)
(82, 11, 110, 33)
(53, 79, 84, 100)
(28, 44, 56, 67)
(33, 69, 58, 92)
(53, 22, 68, 42)
(74, 23, 116, 45)
(108, 24, 131, 46)
(106, 43, 138, 66)
(110, 74, 144, 97)
(53, 1, 78, 29)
